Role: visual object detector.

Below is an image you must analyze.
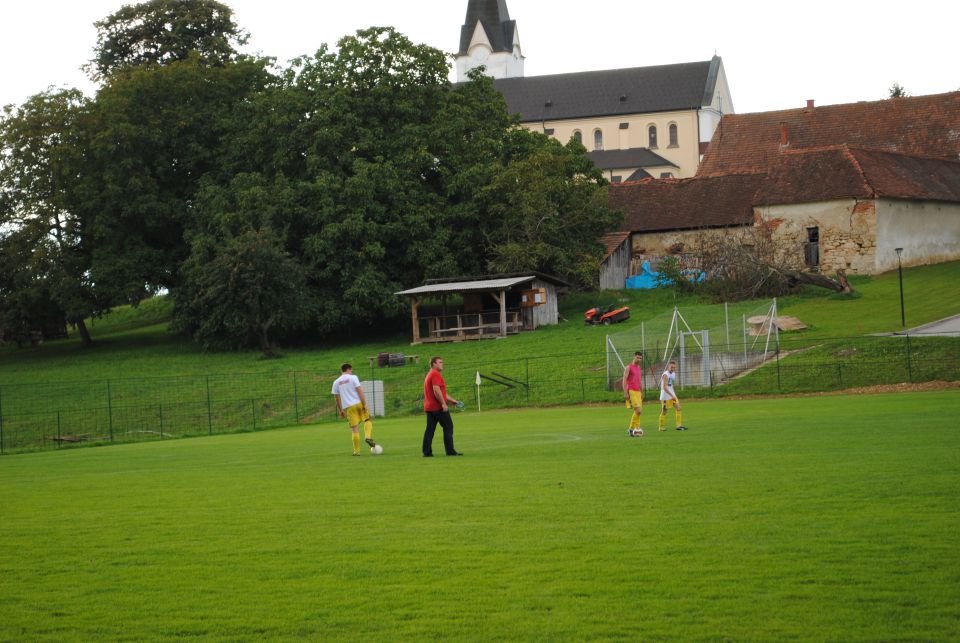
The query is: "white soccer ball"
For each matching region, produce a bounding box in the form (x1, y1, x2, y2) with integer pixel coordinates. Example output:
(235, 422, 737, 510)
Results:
(630, 429, 644, 438)
(371, 444, 384, 455)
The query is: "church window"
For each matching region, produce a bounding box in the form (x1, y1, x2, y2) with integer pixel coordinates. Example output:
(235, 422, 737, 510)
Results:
(572, 130, 582, 144)
(648, 125, 658, 149)
(594, 129, 604, 151)
(669, 123, 679, 147)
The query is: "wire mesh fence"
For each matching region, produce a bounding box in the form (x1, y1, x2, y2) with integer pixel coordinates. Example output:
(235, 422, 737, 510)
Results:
(0, 332, 957, 454)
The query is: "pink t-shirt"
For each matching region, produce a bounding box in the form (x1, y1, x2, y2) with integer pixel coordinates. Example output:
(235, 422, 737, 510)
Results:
(625, 363, 642, 392)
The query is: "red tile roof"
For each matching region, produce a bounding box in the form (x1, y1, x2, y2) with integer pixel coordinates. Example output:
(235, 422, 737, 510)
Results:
(754, 146, 960, 205)
(609, 174, 765, 233)
(599, 231, 630, 260)
(698, 92, 960, 177)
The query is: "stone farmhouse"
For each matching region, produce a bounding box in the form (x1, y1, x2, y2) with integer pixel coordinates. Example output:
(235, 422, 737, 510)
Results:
(602, 92, 960, 287)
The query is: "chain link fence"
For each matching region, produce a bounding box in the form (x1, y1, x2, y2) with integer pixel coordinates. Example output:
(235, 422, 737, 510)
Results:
(1, 333, 957, 454)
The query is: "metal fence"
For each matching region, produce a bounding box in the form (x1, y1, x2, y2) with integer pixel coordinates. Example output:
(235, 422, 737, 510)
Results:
(1, 332, 957, 454)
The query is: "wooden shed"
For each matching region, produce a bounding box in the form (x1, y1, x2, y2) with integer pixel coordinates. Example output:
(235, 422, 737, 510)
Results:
(396, 273, 568, 344)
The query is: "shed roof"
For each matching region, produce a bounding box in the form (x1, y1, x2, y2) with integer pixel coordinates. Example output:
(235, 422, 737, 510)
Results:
(397, 275, 542, 296)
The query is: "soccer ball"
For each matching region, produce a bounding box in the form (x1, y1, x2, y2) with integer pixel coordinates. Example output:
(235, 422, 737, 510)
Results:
(371, 444, 384, 455)
(628, 428, 644, 438)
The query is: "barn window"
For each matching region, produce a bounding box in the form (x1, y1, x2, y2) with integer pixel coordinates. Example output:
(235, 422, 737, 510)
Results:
(572, 130, 582, 144)
(594, 129, 604, 151)
(669, 123, 679, 147)
(648, 125, 658, 148)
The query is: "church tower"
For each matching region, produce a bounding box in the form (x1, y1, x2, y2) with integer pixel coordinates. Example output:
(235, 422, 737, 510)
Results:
(455, 0, 524, 82)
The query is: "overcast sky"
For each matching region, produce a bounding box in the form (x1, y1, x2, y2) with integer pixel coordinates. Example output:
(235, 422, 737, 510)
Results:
(2, 0, 957, 114)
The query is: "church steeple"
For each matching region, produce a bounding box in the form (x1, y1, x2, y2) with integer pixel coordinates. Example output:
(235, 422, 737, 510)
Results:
(456, 0, 524, 82)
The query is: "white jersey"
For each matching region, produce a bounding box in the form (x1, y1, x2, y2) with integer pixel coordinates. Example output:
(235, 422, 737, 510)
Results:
(331, 373, 362, 408)
(659, 369, 677, 401)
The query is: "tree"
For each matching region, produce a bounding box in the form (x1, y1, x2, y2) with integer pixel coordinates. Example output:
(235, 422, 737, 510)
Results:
(0, 90, 102, 345)
(889, 82, 909, 98)
(87, 0, 248, 80)
(77, 56, 273, 301)
(176, 220, 314, 357)
(480, 132, 620, 287)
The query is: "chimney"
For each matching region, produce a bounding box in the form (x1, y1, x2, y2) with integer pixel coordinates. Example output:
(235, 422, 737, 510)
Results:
(806, 99, 815, 109)
(779, 122, 790, 147)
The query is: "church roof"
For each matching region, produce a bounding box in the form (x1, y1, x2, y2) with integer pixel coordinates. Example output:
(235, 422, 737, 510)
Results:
(587, 148, 677, 171)
(697, 91, 960, 177)
(459, 0, 517, 55)
(492, 57, 722, 122)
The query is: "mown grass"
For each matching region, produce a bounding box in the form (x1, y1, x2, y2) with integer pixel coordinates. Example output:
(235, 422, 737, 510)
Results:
(1, 262, 957, 454)
(1, 392, 958, 641)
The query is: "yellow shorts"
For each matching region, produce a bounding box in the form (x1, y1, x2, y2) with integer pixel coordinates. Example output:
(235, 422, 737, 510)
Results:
(660, 399, 678, 411)
(625, 390, 643, 409)
(345, 403, 370, 427)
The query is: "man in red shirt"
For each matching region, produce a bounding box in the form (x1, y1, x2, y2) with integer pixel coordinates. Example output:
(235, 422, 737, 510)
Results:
(422, 356, 463, 457)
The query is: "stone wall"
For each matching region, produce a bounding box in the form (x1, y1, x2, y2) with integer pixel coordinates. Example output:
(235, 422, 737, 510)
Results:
(754, 199, 878, 274)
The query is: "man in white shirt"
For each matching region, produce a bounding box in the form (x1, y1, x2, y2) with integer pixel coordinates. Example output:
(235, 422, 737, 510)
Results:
(659, 359, 687, 432)
(332, 363, 378, 455)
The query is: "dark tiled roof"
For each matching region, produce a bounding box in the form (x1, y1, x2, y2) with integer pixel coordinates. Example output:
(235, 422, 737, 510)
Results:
(698, 92, 960, 176)
(755, 146, 960, 205)
(493, 57, 720, 122)
(626, 168, 652, 181)
(586, 148, 677, 170)
(459, 0, 516, 54)
(608, 174, 765, 233)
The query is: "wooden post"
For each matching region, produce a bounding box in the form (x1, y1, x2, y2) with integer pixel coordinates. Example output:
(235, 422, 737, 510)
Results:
(498, 290, 507, 336)
(411, 297, 421, 344)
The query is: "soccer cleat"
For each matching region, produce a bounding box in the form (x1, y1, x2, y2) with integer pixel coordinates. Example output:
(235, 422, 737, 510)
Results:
(352, 452, 361, 456)
(365, 438, 377, 448)
(675, 426, 688, 431)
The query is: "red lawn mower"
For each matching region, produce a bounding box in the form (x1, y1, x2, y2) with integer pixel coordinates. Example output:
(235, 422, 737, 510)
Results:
(584, 304, 631, 326)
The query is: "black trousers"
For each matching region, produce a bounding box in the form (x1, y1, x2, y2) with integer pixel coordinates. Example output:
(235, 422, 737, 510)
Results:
(423, 410, 456, 455)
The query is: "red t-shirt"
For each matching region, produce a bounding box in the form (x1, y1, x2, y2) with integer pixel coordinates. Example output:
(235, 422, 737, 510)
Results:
(424, 369, 447, 412)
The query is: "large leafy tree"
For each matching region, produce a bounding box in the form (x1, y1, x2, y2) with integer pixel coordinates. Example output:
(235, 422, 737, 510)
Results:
(87, 0, 248, 80)
(77, 55, 273, 301)
(0, 90, 103, 345)
(480, 132, 619, 287)
(176, 175, 316, 357)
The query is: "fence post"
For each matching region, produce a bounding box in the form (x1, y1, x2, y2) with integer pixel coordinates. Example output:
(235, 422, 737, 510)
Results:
(525, 358, 530, 405)
(205, 376, 213, 435)
(293, 371, 300, 423)
(581, 378, 585, 402)
(837, 363, 843, 388)
(775, 344, 781, 391)
(905, 334, 914, 383)
(57, 411, 61, 448)
(252, 399, 256, 431)
(0, 386, 4, 455)
(107, 381, 114, 442)
(159, 404, 164, 438)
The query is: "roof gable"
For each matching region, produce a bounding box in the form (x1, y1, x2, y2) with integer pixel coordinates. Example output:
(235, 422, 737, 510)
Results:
(698, 92, 960, 176)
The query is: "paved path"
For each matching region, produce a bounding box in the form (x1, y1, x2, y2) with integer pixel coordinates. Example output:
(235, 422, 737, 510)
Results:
(906, 314, 960, 336)
(876, 314, 960, 337)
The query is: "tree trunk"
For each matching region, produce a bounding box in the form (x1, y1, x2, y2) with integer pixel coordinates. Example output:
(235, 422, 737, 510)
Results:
(74, 318, 94, 346)
(777, 268, 854, 294)
(258, 320, 277, 359)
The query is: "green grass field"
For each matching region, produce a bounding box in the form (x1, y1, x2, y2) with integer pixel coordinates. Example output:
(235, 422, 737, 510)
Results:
(2, 392, 958, 641)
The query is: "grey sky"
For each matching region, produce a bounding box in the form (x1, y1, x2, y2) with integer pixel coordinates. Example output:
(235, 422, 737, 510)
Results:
(1, 0, 957, 114)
